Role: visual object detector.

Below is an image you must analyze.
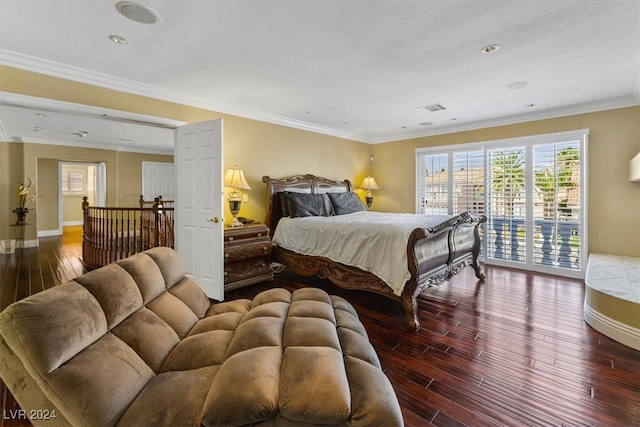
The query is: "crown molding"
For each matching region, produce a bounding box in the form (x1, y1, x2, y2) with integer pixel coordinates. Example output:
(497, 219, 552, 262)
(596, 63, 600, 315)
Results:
(2, 49, 639, 146)
(0, 49, 367, 143)
(0, 91, 186, 129)
(0, 92, 177, 154)
(369, 95, 640, 144)
(0, 135, 173, 155)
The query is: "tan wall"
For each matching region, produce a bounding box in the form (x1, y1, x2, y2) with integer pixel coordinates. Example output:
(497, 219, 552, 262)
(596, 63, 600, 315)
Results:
(1, 142, 174, 240)
(372, 106, 640, 257)
(37, 158, 59, 231)
(0, 66, 372, 239)
(62, 195, 84, 223)
(0, 143, 25, 239)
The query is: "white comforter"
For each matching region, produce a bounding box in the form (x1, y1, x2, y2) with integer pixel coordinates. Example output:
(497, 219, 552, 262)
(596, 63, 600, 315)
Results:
(272, 211, 453, 296)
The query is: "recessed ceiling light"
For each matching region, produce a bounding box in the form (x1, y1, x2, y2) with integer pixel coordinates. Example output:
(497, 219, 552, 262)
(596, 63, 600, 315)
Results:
(419, 122, 434, 127)
(527, 103, 536, 108)
(109, 34, 128, 45)
(34, 126, 45, 132)
(481, 44, 500, 54)
(71, 131, 89, 138)
(116, 1, 159, 24)
(36, 113, 47, 118)
(507, 81, 529, 90)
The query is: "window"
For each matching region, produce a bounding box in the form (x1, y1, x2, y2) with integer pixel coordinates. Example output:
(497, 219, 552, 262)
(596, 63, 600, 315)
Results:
(61, 171, 85, 194)
(416, 129, 588, 278)
(486, 147, 526, 264)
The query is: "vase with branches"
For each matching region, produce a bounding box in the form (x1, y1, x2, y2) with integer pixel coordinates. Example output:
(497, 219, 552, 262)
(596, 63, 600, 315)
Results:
(13, 178, 36, 225)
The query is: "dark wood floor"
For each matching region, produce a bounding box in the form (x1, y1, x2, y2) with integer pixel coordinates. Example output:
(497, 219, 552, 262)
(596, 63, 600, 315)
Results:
(1, 228, 639, 426)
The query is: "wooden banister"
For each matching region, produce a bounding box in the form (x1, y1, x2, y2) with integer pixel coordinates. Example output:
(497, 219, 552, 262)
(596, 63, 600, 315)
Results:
(81, 196, 175, 269)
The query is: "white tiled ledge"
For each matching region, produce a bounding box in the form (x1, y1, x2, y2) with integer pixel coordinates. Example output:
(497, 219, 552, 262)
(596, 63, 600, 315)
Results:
(586, 254, 640, 303)
(584, 253, 640, 351)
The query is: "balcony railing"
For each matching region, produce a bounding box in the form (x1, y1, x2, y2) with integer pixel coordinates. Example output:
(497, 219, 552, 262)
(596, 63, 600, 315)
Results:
(487, 217, 581, 270)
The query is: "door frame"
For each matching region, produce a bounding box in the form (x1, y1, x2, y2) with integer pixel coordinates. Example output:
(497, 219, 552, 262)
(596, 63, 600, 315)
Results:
(57, 161, 106, 232)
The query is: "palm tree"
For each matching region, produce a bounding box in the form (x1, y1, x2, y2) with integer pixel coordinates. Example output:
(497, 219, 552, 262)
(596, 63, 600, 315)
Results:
(491, 150, 525, 217)
(534, 147, 580, 219)
(534, 167, 556, 219)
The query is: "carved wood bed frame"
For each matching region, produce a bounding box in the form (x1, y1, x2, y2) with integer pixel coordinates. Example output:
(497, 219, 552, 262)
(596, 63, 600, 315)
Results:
(262, 174, 487, 331)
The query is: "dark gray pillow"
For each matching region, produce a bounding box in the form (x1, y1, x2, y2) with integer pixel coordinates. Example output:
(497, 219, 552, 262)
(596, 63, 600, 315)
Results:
(277, 192, 290, 217)
(286, 192, 335, 217)
(327, 192, 366, 215)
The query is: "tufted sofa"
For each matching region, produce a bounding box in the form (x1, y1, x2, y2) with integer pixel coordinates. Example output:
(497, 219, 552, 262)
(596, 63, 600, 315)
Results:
(0, 247, 403, 426)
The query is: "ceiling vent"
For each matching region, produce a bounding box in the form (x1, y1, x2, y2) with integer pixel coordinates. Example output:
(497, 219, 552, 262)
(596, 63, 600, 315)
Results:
(418, 103, 447, 112)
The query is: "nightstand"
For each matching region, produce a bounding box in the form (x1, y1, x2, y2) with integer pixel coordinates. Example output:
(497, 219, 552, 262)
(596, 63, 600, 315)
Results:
(223, 224, 274, 291)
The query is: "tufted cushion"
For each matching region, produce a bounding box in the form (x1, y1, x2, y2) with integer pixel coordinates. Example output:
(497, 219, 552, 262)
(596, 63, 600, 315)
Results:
(0, 282, 107, 374)
(119, 365, 220, 426)
(117, 252, 166, 304)
(202, 347, 282, 425)
(160, 330, 233, 372)
(168, 277, 210, 318)
(0, 249, 403, 427)
(44, 333, 154, 426)
(146, 292, 199, 338)
(280, 346, 351, 424)
(72, 263, 143, 329)
(345, 356, 404, 426)
(144, 246, 188, 289)
(111, 308, 180, 372)
(201, 287, 402, 425)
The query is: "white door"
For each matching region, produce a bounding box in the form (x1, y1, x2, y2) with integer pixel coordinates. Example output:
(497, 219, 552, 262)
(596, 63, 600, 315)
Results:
(175, 119, 224, 300)
(142, 162, 175, 200)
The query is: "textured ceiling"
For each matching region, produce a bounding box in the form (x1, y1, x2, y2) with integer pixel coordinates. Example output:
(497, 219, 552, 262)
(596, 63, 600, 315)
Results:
(0, 0, 639, 151)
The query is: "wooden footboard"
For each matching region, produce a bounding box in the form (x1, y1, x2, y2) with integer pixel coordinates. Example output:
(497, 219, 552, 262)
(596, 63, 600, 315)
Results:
(402, 211, 486, 330)
(263, 174, 486, 331)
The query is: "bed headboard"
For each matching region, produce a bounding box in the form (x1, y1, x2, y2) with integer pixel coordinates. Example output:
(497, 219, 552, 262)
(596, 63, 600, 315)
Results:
(262, 174, 353, 238)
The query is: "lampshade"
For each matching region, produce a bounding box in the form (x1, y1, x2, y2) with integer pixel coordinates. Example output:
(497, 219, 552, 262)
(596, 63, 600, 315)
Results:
(223, 166, 251, 190)
(360, 176, 379, 191)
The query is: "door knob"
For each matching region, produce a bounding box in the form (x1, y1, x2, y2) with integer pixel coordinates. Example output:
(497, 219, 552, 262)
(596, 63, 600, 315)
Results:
(207, 217, 220, 223)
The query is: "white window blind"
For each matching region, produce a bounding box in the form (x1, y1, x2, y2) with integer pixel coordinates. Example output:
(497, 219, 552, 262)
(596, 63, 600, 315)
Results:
(486, 147, 527, 265)
(61, 171, 86, 194)
(418, 153, 448, 214)
(452, 151, 485, 215)
(532, 142, 581, 270)
(70, 173, 84, 192)
(415, 129, 587, 278)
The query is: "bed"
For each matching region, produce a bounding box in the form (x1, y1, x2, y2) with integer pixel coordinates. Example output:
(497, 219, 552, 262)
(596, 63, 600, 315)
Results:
(263, 174, 487, 331)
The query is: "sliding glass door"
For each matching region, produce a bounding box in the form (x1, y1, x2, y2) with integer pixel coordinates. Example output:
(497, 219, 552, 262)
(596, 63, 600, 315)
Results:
(416, 130, 588, 278)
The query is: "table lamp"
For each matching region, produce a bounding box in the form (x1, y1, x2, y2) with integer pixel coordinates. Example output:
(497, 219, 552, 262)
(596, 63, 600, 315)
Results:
(360, 176, 379, 208)
(223, 166, 251, 227)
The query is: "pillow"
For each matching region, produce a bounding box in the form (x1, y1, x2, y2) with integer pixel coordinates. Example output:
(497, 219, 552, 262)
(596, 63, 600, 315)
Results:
(277, 192, 291, 217)
(327, 192, 366, 215)
(286, 192, 335, 218)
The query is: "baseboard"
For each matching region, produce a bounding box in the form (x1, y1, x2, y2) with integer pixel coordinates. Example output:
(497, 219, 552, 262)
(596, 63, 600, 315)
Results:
(18, 239, 40, 249)
(583, 303, 640, 351)
(38, 229, 62, 237)
(63, 221, 83, 226)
